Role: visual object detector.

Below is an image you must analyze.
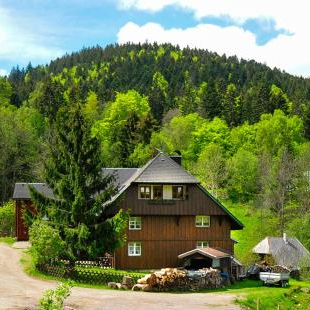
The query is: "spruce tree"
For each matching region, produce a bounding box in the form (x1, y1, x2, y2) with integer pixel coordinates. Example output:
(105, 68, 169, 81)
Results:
(30, 97, 128, 260)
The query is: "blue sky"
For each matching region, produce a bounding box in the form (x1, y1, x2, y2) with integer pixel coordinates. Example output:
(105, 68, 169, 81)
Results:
(0, 0, 308, 77)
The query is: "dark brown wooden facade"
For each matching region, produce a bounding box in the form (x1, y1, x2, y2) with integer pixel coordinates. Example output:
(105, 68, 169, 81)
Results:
(13, 154, 243, 270)
(115, 214, 234, 269)
(111, 183, 239, 269)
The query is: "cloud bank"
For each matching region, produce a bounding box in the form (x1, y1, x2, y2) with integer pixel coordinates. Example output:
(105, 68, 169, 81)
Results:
(117, 1, 310, 77)
(0, 7, 63, 67)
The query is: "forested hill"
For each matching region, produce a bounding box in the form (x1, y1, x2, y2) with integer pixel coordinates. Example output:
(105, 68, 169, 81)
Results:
(6, 43, 310, 128)
(2, 43, 310, 257)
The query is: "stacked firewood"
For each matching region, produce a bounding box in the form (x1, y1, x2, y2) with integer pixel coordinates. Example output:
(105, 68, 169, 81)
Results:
(191, 268, 222, 289)
(256, 261, 290, 273)
(132, 267, 222, 291)
(269, 265, 290, 273)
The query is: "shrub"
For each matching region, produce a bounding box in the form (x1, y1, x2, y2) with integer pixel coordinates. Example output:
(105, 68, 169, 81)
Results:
(29, 220, 65, 265)
(38, 282, 71, 310)
(0, 201, 15, 236)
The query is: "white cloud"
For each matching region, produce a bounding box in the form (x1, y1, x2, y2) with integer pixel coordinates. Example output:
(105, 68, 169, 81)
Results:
(117, 22, 310, 77)
(0, 7, 63, 66)
(0, 69, 7, 76)
(118, 0, 308, 33)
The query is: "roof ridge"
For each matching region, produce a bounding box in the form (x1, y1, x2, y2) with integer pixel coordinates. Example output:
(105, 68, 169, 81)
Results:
(130, 152, 162, 182)
(163, 154, 199, 181)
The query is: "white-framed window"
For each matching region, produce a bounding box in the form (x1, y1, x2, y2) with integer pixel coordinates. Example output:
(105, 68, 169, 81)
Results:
(129, 217, 141, 230)
(128, 242, 141, 256)
(139, 185, 151, 199)
(196, 241, 209, 249)
(195, 215, 210, 227)
(212, 258, 220, 268)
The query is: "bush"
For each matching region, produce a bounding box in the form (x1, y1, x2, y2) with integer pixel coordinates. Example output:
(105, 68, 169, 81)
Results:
(29, 220, 65, 265)
(0, 201, 15, 236)
(39, 282, 71, 310)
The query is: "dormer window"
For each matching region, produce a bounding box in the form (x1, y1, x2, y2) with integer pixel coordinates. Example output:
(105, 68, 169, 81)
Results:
(138, 184, 187, 200)
(153, 185, 163, 199)
(139, 185, 151, 199)
(172, 185, 184, 199)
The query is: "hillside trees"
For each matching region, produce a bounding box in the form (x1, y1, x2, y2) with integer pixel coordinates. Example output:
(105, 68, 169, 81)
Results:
(93, 90, 156, 167)
(0, 77, 13, 107)
(0, 105, 44, 202)
(30, 97, 128, 260)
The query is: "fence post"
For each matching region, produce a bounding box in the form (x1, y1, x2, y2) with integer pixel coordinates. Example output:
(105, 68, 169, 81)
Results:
(278, 305, 281, 310)
(257, 298, 260, 310)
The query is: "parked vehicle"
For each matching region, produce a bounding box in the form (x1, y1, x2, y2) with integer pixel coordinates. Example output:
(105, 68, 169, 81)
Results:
(259, 272, 289, 287)
(246, 264, 260, 280)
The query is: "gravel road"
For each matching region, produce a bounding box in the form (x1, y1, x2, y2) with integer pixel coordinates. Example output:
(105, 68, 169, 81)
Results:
(0, 243, 241, 310)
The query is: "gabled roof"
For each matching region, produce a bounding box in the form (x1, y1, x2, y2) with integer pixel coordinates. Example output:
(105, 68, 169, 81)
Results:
(133, 152, 198, 184)
(178, 247, 231, 259)
(103, 168, 140, 189)
(12, 152, 243, 231)
(13, 168, 139, 200)
(253, 236, 310, 268)
(13, 183, 54, 199)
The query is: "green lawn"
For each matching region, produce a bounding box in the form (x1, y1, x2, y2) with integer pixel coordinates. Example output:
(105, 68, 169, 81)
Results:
(0, 236, 16, 246)
(221, 279, 310, 310)
(224, 200, 278, 266)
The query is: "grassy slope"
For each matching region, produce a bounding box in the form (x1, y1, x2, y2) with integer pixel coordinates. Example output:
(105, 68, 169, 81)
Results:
(224, 201, 310, 309)
(224, 200, 279, 266)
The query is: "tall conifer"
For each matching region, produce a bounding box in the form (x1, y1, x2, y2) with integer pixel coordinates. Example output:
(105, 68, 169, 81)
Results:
(30, 95, 128, 260)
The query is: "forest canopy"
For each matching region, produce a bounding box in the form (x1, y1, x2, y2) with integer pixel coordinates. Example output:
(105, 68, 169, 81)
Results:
(1, 43, 310, 257)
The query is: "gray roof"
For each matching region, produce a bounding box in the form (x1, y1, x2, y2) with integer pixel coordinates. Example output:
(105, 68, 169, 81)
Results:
(12, 153, 243, 230)
(13, 183, 54, 199)
(103, 168, 140, 189)
(253, 236, 310, 268)
(13, 168, 139, 200)
(134, 153, 198, 184)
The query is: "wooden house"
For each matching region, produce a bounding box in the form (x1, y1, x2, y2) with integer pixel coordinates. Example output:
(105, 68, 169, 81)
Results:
(13, 152, 243, 272)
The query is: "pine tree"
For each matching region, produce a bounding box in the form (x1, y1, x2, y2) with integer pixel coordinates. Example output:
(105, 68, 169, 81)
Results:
(30, 97, 128, 260)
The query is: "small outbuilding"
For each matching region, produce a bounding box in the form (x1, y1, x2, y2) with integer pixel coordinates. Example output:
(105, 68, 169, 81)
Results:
(178, 247, 232, 272)
(252, 233, 310, 269)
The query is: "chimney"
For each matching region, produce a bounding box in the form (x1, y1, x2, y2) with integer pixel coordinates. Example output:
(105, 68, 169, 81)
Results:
(283, 233, 288, 244)
(170, 156, 182, 166)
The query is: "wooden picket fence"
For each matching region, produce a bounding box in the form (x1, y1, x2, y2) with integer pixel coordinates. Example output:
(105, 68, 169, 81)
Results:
(37, 263, 143, 286)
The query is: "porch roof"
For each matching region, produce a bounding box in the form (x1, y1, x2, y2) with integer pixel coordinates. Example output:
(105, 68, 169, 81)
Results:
(178, 247, 231, 260)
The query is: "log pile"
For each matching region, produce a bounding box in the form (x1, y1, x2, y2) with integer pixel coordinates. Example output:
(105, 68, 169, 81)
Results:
(269, 265, 290, 273)
(132, 268, 223, 292)
(189, 268, 222, 290)
(256, 261, 290, 273)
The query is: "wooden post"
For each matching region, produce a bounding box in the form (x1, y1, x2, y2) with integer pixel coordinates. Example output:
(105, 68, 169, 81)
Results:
(257, 298, 260, 310)
(278, 305, 281, 310)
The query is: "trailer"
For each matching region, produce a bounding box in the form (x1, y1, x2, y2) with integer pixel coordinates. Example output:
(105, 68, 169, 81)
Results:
(259, 272, 289, 287)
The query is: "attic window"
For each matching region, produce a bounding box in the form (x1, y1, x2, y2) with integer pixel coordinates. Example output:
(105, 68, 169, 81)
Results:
(139, 185, 151, 199)
(153, 185, 162, 199)
(172, 185, 184, 199)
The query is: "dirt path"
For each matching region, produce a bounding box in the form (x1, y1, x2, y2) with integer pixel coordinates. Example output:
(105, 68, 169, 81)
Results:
(0, 244, 241, 310)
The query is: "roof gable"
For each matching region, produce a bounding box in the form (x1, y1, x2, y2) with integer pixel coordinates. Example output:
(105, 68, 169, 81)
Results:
(178, 247, 231, 259)
(253, 236, 310, 268)
(134, 152, 198, 184)
(13, 183, 54, 199)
